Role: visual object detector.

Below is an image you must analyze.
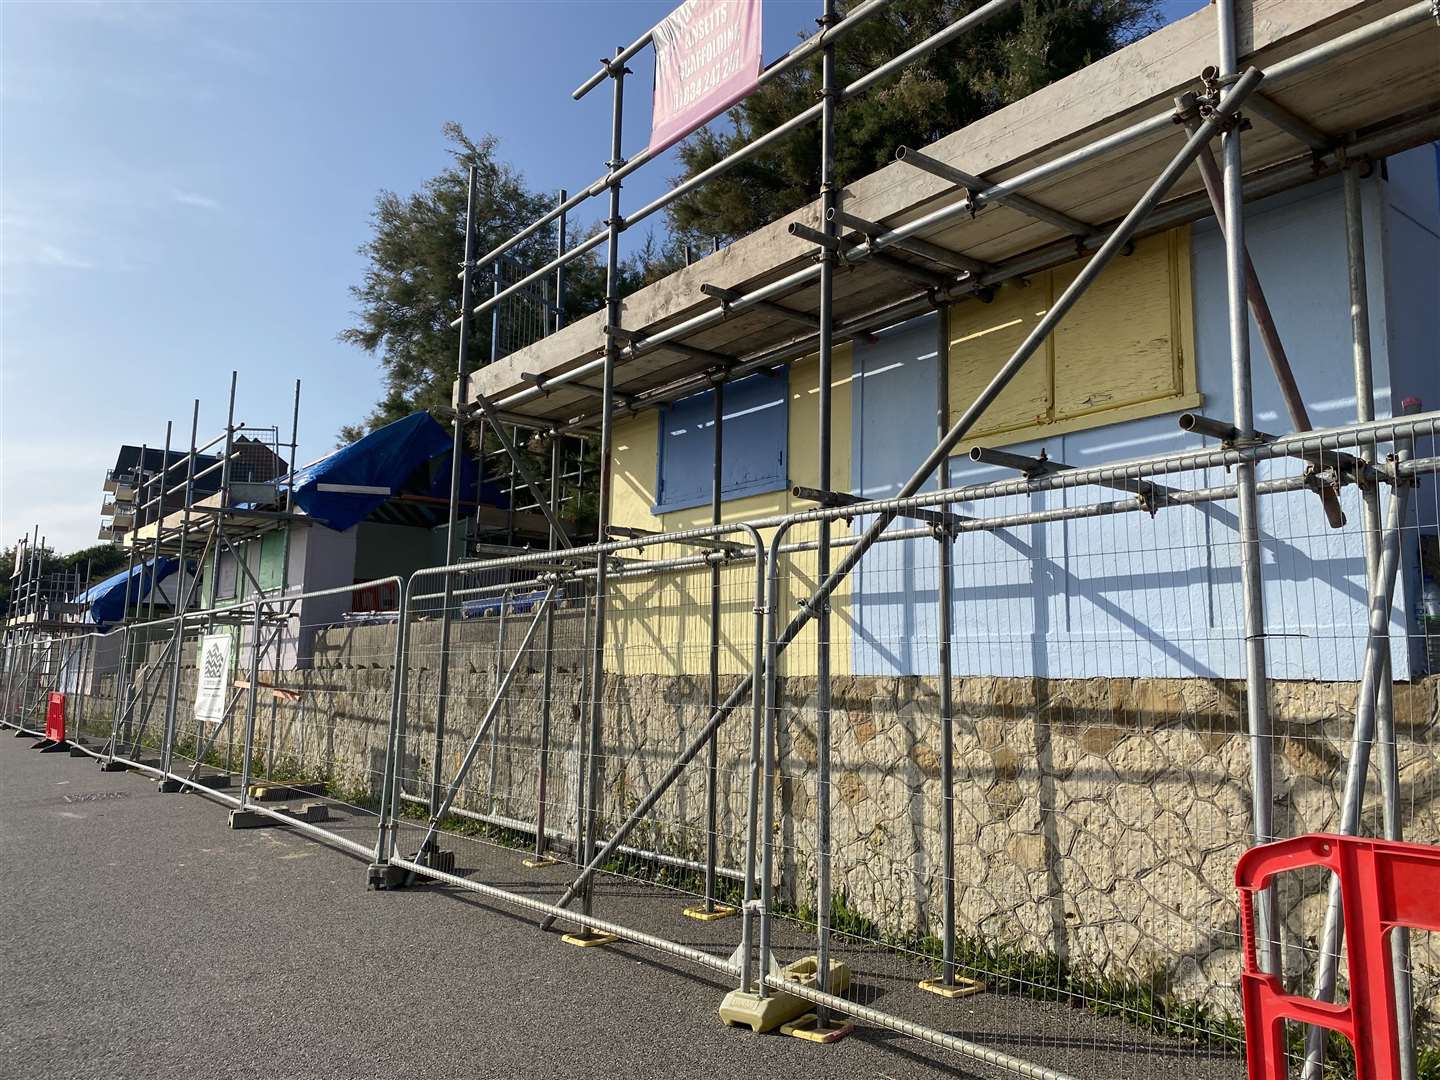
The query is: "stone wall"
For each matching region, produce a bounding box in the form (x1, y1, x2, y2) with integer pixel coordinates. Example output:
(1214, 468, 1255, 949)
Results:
(73, 621, 1440, 1020)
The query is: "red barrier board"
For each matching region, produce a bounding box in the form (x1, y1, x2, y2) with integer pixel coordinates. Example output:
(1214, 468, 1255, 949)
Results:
(1237, 833, 1440, 1080)
(45, 692, 66, 742)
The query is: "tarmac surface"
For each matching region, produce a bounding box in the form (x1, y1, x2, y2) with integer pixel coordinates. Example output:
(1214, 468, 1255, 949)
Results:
(0, 732, 1245, 1079)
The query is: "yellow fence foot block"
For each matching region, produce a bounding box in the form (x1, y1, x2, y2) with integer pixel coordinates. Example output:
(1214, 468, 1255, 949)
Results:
(682, 904, 737, 922)
(562, 931, 619, 948)
(717, 956, 852, 1034)
(718, 989, 810, 1033)
(918, 976, 985, 1000)
(522, 855, 560, 869)
(781, 1014, 855, 1044)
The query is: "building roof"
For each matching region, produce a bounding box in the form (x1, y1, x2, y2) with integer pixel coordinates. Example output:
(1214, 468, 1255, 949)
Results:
(109, 445, 220, 476)
(465, 0, 1439, 430)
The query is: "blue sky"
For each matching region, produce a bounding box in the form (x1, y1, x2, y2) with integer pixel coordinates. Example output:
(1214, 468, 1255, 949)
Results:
(1, 0, 1206, 555)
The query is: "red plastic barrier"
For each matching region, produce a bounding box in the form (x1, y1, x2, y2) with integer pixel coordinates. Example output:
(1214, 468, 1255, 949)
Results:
(1236, 833, 1440, 1080)
(45, 691, 66, 742)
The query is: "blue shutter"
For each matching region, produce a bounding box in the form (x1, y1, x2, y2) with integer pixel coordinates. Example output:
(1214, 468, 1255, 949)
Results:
(654, 372, 788, 513)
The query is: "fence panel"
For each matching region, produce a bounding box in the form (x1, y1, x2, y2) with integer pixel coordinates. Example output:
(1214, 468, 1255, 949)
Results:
(61, 629, 124, 757)
(750, 420, 1439, 1079)
(383, 526, 766, 968)
(158, 604, 255, 800)
(227, 580, 404, 857)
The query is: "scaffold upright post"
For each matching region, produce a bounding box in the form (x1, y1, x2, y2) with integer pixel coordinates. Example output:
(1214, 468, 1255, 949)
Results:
(575, 43, 628, 938)
(431, 164, 480, 823)
(810, 0, 840, 1037)
(160, 401, 200, 781)
(147, 420, 172, 624)
(935, 301, 958, 989)
(1217, 0, 1280, 980)
(554, 189, 568, 334)
(1343, 161, 1414, 1080)
(529, 435, 561, 867)
(703, 380, 724, 914)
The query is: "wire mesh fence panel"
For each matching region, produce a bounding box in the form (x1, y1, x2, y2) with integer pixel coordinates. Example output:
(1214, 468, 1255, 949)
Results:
(232, 581, 404, 858)
(3, 633, 72, 736)
(0, 636, 40, 731)
(577, 535, 762, 917)
(159, 604, 256, 799)
(390, 561, 591, 882)
(110, 618, 189, 772)
(59, 630, 123, 756)
(384, 527, 765, 962)
(745, 427, 1431, 1078)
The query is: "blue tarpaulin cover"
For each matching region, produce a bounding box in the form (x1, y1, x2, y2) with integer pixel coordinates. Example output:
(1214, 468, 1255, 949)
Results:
(461, 589, 550, 619)
(78, 557, 180, 628)
(286, 412, 493, 532)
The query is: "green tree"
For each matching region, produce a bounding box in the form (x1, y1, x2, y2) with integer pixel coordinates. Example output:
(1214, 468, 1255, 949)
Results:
(667, 0, 1160, 244)
(341, 124, 610, 441)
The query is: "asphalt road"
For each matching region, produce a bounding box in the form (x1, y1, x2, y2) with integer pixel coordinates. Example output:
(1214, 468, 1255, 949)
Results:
(0, 733, 1242, 1079)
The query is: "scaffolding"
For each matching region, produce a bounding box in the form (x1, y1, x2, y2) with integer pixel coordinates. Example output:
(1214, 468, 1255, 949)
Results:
(410, 0, 1439, 1075)
(3, 2, 1438, 1078)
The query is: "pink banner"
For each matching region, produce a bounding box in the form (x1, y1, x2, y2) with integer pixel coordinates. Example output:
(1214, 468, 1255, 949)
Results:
(648, 0, 763, 155)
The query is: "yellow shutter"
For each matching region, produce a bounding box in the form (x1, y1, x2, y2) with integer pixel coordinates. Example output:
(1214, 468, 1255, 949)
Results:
(948, 273, 1054, 437)
(951, 226, 1199, 448)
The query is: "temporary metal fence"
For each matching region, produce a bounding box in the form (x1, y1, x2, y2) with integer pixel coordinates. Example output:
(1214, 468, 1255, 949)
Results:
(381, 526, 766, 921)
(2, 0, 1437, 1073)
(2, 411, 1437, 1077)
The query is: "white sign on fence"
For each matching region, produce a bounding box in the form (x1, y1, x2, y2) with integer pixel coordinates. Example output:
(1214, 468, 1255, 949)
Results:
(648, 0, 763, 154)
(193, 633, 233, 724)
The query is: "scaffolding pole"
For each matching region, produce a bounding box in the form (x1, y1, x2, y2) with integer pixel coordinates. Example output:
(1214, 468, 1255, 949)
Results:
(810, 0, 839, 1033)
(431, 165, 480, 822)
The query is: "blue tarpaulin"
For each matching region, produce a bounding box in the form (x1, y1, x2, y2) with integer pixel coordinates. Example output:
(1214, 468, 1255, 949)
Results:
(285, 411, 501, 532)
(461, 589, 550, 619)
(78, 557, 180, 628)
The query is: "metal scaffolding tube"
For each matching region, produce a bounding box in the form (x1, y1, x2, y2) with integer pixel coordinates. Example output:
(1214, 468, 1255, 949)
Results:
(575, 46, 628, 932)
(830, 207, 988, 274)
(531, 438, 561, 866)
(1218, 0, 1280, 980)
(810, 0, 839, 1027)
(159, 405, 199, 777)
(894, 145, 1100, 238)
(236, 600, 263, 799)
(702, 380, 724, 913)
(1246, 92, 1331, 151)
(431, 166, 480, 820)
(1267, 1, 1434, 84)
(935, 302, 958, 986)
(146, 422, 173, 624)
